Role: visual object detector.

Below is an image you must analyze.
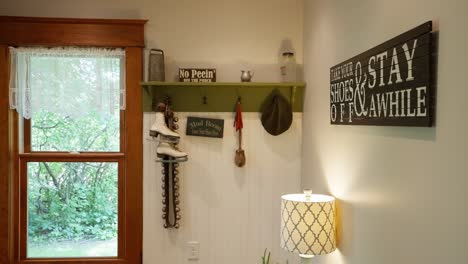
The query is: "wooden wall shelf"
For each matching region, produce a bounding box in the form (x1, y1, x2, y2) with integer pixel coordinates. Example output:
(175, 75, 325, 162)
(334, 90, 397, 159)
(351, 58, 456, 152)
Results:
(141, 81, 305, 112)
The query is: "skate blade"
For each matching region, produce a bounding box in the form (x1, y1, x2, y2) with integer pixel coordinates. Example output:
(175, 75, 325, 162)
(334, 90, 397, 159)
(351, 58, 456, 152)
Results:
(159, 135, 180, 144)
(149, 129, 180, 139)
(155, 155, 188, 163)
(149, 130, 159, 137)
(149, 137, 179, 144)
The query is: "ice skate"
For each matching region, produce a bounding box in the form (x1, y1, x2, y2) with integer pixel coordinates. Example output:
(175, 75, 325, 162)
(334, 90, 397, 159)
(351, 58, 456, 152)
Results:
(156, 142, 187, 159)
(150, 112, 180, 138)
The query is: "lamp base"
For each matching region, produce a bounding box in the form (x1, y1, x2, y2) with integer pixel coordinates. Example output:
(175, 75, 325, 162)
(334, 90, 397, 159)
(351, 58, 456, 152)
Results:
(299, 254, 314, 264)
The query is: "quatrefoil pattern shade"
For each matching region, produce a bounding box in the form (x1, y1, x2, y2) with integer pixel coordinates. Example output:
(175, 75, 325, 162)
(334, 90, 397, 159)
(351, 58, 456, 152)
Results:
(280, 194, 336, 256)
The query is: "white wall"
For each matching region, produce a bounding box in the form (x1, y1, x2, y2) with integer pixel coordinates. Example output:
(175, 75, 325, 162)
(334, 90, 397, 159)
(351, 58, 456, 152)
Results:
(144, 113, 301, 264)
(303, 0, 468, 263)
(1, 0, 304, 82)
(1, 1, 304, 263)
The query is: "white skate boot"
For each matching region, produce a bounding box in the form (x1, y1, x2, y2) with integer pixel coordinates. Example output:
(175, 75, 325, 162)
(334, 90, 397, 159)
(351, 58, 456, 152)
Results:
(150, 112, 180, 138)
(156, 142, 187, 158)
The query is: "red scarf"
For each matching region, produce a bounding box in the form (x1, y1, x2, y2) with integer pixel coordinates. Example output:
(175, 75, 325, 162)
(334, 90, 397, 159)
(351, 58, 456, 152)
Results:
(234, 101, 243, 131)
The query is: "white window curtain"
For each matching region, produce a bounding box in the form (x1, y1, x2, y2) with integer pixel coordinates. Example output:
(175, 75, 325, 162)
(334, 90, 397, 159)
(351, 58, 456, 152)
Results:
(9, 47, 125, 119)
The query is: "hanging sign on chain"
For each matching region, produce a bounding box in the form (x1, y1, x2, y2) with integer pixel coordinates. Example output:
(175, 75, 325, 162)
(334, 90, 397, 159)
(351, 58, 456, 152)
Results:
(330, 21, 434, 126)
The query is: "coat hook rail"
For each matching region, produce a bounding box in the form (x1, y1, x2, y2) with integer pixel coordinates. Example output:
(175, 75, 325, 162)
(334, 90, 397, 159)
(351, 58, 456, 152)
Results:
(141, 82, 305, 112)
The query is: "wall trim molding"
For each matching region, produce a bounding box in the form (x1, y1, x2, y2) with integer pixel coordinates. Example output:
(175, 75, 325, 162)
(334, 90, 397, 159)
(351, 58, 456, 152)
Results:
(0, 16, 147, 47)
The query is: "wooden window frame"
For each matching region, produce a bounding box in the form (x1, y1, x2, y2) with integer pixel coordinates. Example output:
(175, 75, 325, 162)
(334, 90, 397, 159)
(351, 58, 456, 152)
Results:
(0, 16, 145, 264)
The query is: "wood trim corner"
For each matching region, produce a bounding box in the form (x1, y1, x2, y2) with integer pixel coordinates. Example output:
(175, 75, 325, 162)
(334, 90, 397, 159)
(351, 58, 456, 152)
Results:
(124, 47, 143, 263)
(0, 44, 13, 263)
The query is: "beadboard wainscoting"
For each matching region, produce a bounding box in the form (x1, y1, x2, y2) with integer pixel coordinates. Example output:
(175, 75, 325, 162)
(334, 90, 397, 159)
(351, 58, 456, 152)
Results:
(143, 112, 302, 264)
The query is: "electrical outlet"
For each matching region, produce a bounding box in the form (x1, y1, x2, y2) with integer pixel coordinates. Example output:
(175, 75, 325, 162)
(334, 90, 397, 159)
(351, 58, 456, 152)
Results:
(187, 241, 200, 260)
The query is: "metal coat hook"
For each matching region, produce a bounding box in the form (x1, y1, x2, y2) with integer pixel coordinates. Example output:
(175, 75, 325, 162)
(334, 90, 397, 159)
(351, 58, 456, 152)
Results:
(237, 96, 241, 103)
(201, 86, 208, 105)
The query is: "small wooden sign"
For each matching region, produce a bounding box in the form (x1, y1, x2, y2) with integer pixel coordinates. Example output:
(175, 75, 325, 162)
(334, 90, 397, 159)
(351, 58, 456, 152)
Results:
(179, 68, 216, 82)
(330, 21, 434, 126)
(186, 117, 224, 138)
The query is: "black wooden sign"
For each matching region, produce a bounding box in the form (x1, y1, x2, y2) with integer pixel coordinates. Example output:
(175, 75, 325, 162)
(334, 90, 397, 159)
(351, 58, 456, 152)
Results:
(186, 117, 224, 138)
(330, 21, 434, 126)
(179, 68, 216, 82)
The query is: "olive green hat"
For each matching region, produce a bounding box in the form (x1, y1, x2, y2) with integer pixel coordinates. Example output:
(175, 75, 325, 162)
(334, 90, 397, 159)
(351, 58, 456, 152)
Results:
(261, 93, 293, 136)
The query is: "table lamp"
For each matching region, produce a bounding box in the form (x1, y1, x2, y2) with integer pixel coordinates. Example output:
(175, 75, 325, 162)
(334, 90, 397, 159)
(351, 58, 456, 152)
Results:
(280, 190, 336, 263)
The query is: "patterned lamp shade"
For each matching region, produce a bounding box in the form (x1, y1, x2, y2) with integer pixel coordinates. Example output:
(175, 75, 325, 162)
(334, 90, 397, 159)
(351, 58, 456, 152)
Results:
(280, 193, 336, 257)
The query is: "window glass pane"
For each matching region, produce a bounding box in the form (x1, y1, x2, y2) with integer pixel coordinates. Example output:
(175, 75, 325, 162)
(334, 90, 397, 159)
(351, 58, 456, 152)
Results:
(31, 110, 120, 152)
(30, 55, 121, 152)
(27, 162, 118, 258)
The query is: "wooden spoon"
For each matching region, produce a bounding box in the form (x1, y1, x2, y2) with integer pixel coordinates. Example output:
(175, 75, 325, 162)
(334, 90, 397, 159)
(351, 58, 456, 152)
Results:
(235, 129, 246, 167)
